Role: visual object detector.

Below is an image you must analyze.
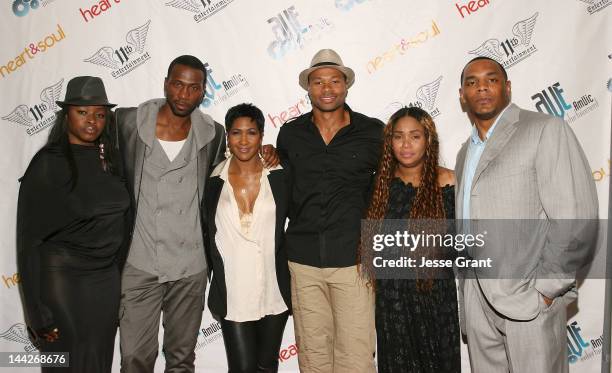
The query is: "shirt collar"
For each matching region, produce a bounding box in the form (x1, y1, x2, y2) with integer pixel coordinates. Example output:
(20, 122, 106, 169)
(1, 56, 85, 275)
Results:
(211, 157, 282, 180)
(307, 103, 356, 128)
(137, 98, 214, 152)
(470, 103, 511, 145)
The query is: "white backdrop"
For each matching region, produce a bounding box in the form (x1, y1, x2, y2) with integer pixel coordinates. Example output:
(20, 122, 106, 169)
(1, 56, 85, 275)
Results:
(1, 0, 610, 372)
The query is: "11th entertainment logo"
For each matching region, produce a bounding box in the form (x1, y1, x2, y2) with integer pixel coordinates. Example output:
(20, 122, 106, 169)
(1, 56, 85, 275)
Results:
(83, 20, 152, 79)
(468, 12, 538, 69)
(379, 76, 443, 122)
(0, 324, 37, 352)
(577, 0, 611, 14)
(164, 0, 236, 23)
(2, 79, 63, 136)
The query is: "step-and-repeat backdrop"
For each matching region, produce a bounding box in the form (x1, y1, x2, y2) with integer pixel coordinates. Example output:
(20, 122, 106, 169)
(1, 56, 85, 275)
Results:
(1, 0, 610, 371)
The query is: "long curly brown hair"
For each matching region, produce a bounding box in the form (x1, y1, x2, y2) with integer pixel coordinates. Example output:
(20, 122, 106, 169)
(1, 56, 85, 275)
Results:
(359, 106, 446, 288)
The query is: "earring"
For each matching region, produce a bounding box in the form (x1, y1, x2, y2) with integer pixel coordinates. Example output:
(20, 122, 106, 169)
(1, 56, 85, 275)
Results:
(225, 146, 231, 159)
(99, 142, 108, 172)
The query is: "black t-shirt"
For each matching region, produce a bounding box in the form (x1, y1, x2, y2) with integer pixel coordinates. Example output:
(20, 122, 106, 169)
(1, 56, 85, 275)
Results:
(277, 105, 383, 268)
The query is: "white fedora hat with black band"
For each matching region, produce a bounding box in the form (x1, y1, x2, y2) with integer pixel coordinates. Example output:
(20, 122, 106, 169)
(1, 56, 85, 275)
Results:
(298, 49, 355, 90)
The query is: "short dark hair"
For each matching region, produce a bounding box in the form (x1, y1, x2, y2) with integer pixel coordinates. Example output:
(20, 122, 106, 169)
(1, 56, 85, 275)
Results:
(167, 55, 207, 85)
(224, 103, 265, 133)
(460, 56, 508, 84)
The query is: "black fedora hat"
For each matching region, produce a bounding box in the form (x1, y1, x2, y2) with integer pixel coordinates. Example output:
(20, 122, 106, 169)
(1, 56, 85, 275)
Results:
(56, 76, 116, 108)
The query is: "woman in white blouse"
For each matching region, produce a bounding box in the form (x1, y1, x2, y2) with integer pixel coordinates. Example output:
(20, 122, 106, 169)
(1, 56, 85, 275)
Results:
(204, 103, 291, 373)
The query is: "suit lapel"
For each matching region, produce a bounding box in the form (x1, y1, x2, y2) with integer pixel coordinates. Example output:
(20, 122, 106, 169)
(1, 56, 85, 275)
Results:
(133, 135, 146, 207)
(206, 176, 224, 228)
(470, 104, 521, 192)
(455, 141, 469, 218)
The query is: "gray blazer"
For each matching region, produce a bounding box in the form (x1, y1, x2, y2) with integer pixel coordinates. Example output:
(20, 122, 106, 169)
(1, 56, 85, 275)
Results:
(114, 99, 226, 270)
(455, 103, 598, 321)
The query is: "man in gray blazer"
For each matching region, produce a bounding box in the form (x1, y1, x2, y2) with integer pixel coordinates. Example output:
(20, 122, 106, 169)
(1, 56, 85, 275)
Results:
(455, 56, 598, 373)
(116, 55, 226, 373)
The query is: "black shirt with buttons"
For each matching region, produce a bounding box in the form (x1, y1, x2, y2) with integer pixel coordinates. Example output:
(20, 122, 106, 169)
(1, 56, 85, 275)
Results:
(277, 105, 384, 268)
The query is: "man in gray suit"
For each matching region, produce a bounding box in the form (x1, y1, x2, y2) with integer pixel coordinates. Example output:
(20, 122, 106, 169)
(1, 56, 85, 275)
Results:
(116, 55, 226, 373)
(455, 56, 598, 372)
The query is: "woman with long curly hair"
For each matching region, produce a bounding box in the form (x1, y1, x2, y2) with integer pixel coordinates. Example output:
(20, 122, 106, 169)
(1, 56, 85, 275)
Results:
(364, 106, 460, 372)
(17, 76, 129, 372)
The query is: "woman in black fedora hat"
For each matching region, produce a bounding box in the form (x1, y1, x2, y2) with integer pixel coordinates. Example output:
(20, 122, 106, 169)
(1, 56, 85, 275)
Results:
(16, 76, 129, 372)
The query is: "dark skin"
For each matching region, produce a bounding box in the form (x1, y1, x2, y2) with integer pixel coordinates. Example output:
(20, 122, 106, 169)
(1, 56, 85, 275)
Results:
(66, 105, 107, 146)
(459, 59, 511, 140)
(159, 63, 279, 166)
(459, 59, 552, 306)
(227, 117, 264, 214)
(308, 67, 351, 145)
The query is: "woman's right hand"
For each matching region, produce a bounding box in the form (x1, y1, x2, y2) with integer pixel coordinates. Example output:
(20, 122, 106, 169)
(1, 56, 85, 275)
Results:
(40, 327, 60, 342)
(29, 325, 60, 345)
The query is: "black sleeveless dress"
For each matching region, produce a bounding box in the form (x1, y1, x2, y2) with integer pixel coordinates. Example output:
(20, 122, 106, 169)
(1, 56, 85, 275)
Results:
(17, 144, 130, 372)
(375, 179, 461, 373)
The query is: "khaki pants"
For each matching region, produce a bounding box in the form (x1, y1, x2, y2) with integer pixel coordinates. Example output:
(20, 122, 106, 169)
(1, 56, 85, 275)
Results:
(288, 262, 376, 373)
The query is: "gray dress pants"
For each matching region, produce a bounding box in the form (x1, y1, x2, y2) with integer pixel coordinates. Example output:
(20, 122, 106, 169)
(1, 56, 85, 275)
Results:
(119, 263, 206, 373)
(464, 278, 570, 373)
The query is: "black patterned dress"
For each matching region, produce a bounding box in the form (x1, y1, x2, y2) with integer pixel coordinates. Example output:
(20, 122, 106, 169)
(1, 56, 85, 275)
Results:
(375, 179, 460, 373)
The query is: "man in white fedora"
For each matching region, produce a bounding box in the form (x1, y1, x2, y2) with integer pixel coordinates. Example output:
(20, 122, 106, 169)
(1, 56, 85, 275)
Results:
(277, 49, 383, 373)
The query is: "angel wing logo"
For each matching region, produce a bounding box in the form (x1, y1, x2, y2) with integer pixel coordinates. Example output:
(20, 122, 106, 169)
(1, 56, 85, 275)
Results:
(165, 0, 201, 13)
(2, 104, 33, 127)
(415, 76, 443, 111)
(39, 79, 64, 113)
(378, 102, 404, 123)
(84, 46, 121, 70)
(468, 39, 503, 60)
(0, 323, 37, 352)
(512, 12, 538, 46)
(126, 20, 151, 54)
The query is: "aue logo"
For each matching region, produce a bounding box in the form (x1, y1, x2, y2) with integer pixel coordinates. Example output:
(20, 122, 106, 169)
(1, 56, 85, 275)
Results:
(2, 79, 63, 136)
(0, 324, 37, 352)
(194, 321, 222, 352)
(83, 20, 151, 79)
(380, 76, 443, 122)
(468, 12, 538, 69)
(531, 82, 599, 123)
(266, 6, 333, 60)
(200, 63, 249, 108)
(567, 321, 603, 364)
(165, 0, 236, 23)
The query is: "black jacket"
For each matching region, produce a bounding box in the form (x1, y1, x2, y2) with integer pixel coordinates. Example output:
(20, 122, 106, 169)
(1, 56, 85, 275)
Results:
(203, 162, 292, 319)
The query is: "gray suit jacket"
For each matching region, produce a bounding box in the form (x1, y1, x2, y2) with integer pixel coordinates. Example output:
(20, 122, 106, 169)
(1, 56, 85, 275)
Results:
(455, 103, 598, 321)
(114, 99, 226, 273)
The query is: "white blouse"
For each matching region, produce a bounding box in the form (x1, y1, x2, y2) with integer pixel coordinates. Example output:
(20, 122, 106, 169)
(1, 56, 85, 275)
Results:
(213, 159, 287, 322)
